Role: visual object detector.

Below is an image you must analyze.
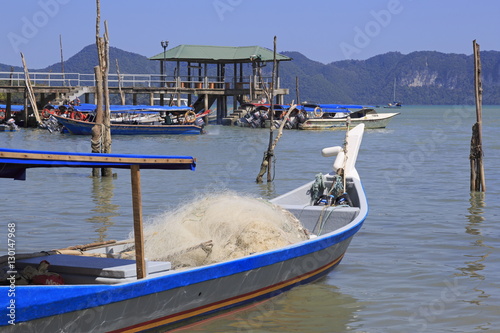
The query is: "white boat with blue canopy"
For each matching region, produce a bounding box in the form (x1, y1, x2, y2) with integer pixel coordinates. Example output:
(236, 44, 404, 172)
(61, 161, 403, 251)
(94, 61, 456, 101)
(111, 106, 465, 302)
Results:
(298, 103, 399, 130)
(0, 124, 368, 332)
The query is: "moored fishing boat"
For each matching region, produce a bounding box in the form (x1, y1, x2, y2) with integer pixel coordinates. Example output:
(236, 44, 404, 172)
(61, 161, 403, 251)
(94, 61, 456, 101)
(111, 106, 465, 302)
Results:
(51, 114, 204, 135)
(0, 124, 368, 332)
(298, 103, 399, 130)
(234, 103, 306, 129)
(383, 102, 402, 109)
(0, 119, 19, 132)
(47, 104, 208, 135)
(0, 105, 23, 130)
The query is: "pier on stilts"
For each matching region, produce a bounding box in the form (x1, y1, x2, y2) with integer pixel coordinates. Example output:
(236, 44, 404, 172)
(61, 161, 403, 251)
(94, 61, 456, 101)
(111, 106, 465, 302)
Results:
(0, 44, 291, 127)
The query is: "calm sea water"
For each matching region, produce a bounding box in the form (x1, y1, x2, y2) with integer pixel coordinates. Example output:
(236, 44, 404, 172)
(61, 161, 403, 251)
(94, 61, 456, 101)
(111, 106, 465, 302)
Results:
(1, 105, 499, 332)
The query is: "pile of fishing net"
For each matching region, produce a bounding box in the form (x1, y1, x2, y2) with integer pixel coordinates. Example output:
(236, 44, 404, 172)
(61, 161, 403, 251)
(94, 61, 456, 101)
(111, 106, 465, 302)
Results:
(131, 192, 309, 269)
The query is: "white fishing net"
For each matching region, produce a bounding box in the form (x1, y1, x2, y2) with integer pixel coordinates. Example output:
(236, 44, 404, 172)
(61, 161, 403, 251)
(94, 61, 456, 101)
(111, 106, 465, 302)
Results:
(127, 192, 309, 269)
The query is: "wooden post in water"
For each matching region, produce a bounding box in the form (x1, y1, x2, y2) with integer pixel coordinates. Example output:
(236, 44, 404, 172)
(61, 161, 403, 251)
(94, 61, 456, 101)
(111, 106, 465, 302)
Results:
(116, 59, 126, 105)
(101, 21, 112, 176)
(91, 0, 112, 177)
(20, 53, 41, 126)
(470, 40, 486, 192)
(256, 36, 278, 183)
(295, 76, 300, 105)
(266, 36, 278, 182)
(23, 91, 28, 127)
(92, 66, 104, 177)
(5, 68, 13, 121)
(5, 93, 11, 122)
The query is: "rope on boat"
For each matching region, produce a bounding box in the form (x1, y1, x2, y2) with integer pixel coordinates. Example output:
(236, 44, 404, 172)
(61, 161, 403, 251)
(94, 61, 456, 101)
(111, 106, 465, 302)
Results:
(328, 174, 344, 198)
(313, 205, 332, 235)
(307, 173, 325, 205)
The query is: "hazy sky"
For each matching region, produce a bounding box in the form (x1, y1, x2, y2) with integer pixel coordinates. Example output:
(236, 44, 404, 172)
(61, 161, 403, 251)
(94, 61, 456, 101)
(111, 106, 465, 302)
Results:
(2, 0, 499, 69)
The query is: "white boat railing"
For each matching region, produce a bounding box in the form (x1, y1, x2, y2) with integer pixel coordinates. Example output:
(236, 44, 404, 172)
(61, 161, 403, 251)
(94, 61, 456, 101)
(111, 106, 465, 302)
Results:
(0, 72, 274, 90)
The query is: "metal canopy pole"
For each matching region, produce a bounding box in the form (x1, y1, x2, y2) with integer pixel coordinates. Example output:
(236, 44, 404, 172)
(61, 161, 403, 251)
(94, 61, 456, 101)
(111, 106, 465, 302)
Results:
(131, 164, 146, 279)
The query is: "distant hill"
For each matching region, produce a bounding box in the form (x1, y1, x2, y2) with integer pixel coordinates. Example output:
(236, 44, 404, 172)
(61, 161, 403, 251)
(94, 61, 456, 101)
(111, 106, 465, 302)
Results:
(279, 50, 500, 105)
(43, 44, 160, 74)
(2, 45, 500, 105)
(0, 64, 22, 72)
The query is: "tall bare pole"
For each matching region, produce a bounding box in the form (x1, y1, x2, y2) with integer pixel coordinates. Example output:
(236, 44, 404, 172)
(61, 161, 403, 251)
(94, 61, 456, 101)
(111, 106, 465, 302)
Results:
(91, 0, 112, 177)
(470, 40, 486, 192)
(256, 36, 280, 183)
(20, 52, 41, 125)
(60, 34, 65, 86)
(295, 76, 300, 105)
(266, 36, 278, 182)
(116, 59, 125, 105)
(102, 21, 112, 159)
(5, 67, 13, 120)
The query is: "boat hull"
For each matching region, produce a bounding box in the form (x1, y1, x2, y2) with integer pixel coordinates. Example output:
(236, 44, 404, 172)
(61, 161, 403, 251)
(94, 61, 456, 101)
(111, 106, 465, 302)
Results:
(299, 112, 399, 130)
(6, 235, 356, 332)
(53, 115, 203, 135)
(3, 176, 367, 332)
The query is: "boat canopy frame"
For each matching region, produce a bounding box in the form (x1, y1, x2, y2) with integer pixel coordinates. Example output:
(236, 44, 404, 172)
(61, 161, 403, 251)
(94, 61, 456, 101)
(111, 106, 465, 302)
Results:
(0, 147, 196, 279)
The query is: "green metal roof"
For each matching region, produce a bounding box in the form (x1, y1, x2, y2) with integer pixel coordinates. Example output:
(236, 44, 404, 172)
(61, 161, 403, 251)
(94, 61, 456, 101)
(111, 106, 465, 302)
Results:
(149, 45, 292, 63)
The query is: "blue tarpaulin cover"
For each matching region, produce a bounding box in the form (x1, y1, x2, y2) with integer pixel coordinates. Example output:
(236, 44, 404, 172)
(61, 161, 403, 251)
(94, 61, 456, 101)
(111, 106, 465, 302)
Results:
(74, 104, 193, 113)
(0, 104, 24, 111)
(299, 103, 374, 113)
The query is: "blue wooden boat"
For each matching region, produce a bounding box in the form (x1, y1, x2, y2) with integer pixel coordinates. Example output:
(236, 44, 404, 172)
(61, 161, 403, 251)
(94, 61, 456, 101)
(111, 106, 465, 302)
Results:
(51, 114, 204, 135)
(48, 104, 206, 135)
(0, 124, 368, 332)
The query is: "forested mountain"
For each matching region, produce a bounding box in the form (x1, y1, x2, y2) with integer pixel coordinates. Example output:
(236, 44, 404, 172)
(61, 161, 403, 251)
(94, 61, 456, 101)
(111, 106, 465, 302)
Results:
(2, 45, 500, 105)
(43, 44, 159, 74)
(279, 50, 500, 105)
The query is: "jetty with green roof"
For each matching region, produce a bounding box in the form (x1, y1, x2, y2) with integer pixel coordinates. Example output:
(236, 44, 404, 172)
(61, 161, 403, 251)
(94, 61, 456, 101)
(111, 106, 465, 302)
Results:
(149, 44, 292, 123)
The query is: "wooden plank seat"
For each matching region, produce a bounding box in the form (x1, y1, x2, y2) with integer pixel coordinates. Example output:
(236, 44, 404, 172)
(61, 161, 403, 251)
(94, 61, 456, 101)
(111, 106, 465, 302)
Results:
(16, 254, 171, 284)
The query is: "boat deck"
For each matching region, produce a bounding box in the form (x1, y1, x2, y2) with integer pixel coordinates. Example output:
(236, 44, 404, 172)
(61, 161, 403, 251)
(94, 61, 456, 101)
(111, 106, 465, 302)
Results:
(16, 254, 172, 285)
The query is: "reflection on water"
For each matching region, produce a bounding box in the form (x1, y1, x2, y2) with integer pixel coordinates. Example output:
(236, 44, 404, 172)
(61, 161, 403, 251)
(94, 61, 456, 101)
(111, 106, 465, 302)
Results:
(171, 282, 358, 333)
(466, 191, 486, 229)
(458, 191, 490, 303)
(86, 176, 119, 242)
(256, 181, 277, 198)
